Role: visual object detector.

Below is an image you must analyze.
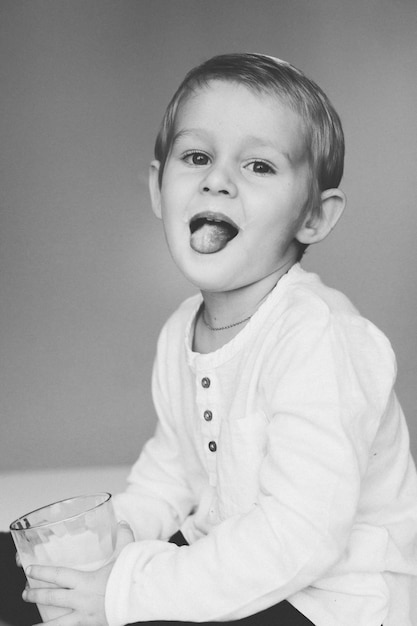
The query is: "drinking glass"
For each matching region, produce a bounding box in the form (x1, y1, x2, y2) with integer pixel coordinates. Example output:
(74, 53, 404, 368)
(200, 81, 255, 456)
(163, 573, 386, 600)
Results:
(10, 493, 117, 622)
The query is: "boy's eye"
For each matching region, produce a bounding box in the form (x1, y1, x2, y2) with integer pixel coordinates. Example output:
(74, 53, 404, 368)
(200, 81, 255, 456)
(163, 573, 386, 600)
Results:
(247, 160, 275, 175)
(183, 151, 210, 166)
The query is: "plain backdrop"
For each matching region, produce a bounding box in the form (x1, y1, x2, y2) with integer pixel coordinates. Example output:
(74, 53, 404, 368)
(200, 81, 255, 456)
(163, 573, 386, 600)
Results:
(1, 0, 416, 472)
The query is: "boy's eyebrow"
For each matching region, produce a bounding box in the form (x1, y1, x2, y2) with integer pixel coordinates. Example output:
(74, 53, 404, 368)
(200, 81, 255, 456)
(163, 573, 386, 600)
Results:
(171, 128, 206, 144)
(243, 135, 294, 163)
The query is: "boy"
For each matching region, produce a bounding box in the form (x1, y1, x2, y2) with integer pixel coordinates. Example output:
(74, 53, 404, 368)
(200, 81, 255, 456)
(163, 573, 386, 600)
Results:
(23, 53, 417, 626)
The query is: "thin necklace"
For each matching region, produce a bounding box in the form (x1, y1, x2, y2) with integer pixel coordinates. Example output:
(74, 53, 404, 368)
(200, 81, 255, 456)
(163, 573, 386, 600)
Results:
(201, 307, 252, 332)
(201, 260, 294, 332)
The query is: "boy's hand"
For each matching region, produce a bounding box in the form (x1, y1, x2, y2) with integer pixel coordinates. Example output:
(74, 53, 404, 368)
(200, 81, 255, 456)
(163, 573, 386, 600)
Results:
(22, 521, 134, 626)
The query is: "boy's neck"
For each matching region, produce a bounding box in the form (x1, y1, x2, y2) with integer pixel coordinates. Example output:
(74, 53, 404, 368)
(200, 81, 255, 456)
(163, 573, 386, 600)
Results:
(193, 260, 295, 354)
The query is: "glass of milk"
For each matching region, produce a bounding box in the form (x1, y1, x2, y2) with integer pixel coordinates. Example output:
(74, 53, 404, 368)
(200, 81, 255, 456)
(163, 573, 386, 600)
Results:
(10, 493, 117, 622)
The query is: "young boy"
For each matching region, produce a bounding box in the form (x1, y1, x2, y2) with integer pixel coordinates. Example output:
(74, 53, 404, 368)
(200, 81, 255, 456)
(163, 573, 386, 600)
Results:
(23, 53, 417, 626)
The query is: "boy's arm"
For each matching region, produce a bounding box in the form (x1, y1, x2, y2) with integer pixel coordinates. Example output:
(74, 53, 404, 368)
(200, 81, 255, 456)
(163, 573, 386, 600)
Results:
(104, 315, 407, 625)
(112, 318, 197, 542)
(112, 417, 195, 542)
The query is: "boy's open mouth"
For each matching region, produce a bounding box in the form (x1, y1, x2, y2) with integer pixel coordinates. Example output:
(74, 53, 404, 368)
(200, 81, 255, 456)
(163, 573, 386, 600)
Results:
(189, 213, 239, 254)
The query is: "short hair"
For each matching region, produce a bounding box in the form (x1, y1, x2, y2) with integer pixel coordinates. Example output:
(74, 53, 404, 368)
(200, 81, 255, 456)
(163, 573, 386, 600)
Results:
(154, 53, 345, 257)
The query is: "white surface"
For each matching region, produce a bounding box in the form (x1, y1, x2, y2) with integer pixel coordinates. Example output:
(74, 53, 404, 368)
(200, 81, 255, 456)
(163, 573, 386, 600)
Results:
(0, 464, 130, 531)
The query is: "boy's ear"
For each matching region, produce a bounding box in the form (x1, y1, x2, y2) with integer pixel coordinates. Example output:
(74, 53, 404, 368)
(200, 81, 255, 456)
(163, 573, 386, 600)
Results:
(149, 160, 162, 219)
(296, 188, 346, 245)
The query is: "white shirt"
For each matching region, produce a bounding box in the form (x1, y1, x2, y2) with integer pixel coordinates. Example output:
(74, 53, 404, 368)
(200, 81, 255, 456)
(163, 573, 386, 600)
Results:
(107, 265, 417, 626)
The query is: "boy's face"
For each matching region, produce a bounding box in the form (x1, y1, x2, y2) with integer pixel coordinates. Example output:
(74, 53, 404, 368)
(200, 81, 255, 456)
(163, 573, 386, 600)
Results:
(150, 80, 312, 292)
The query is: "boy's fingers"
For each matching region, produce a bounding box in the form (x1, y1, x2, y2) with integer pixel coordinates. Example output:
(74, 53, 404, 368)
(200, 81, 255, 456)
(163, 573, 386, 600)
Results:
(15, 552, 22, 567)
(31, 619, 72, 626)
(34, 612, 75, 626)
(114, 520, 134, 556)
(26, 565, 84, 588)
(23, 585, 73, 609)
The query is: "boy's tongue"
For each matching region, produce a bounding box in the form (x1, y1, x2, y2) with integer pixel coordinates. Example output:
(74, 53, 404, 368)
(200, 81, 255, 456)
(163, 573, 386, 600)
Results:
(190, 219, 237, 254)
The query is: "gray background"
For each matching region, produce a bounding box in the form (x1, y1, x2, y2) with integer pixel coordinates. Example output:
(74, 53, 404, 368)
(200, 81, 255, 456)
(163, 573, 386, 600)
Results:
(1, 0, 416, 471)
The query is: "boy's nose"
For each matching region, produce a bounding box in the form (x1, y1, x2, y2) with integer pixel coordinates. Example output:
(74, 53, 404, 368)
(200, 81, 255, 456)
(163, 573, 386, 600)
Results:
(199, 165, 238, 198)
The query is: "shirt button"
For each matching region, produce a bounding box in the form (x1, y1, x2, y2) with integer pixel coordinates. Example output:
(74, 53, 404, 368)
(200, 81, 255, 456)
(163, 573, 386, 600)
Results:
(208, 441, 217, 452)
(201, 377, 211, 388)
(203, 410, 213, 421)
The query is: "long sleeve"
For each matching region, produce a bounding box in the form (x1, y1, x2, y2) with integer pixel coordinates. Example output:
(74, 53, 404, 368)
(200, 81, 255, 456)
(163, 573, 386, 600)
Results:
(112, 324, 197, 541)
(105, 267, 417, 626)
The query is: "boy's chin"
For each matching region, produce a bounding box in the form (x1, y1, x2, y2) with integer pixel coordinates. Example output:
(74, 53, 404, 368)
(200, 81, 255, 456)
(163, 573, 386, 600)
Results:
(181, 266, 237, 293)
(182, 265, 286, 295)
(170, 244, 244, 290)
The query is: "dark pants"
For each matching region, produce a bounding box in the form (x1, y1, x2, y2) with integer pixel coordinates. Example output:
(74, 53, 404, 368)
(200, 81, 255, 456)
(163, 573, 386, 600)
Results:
(0, 531, 315, 625)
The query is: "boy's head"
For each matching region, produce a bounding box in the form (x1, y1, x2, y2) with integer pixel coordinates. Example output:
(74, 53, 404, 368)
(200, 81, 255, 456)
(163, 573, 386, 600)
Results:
(150, 54, 346, 285)
(154, 53, 344, 229)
